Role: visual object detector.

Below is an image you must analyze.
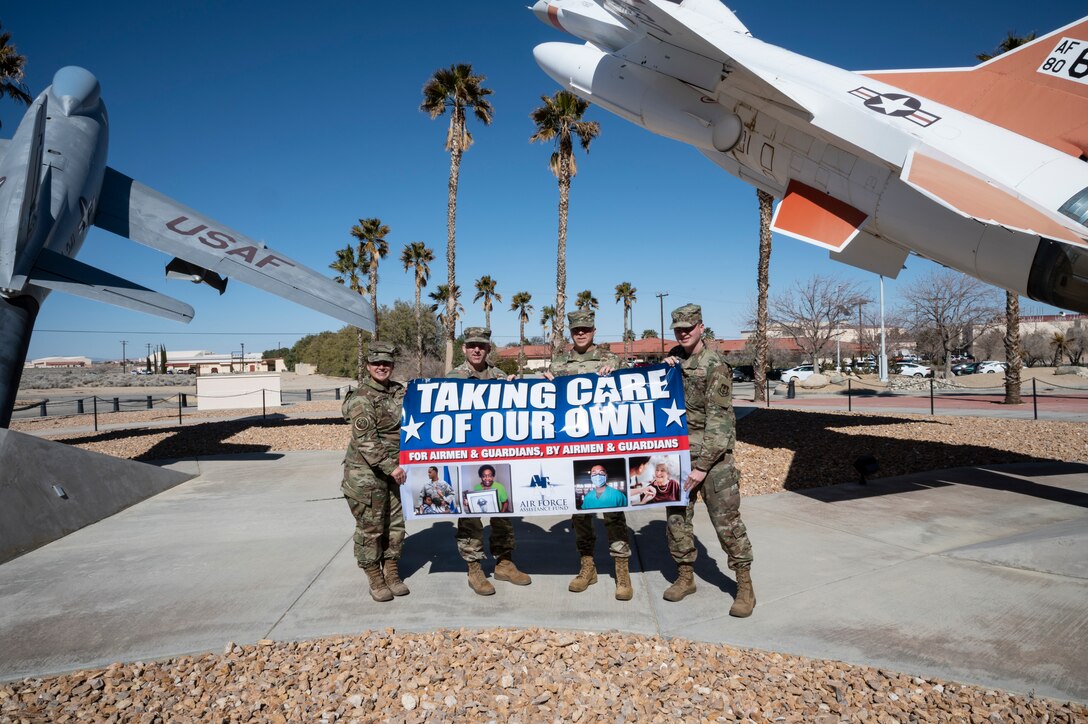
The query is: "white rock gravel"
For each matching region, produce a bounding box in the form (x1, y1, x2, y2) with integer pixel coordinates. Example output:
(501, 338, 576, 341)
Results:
(2, 629, 1083, 722)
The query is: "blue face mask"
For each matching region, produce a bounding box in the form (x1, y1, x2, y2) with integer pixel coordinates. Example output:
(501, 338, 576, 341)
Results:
(591, 473, 607, 486)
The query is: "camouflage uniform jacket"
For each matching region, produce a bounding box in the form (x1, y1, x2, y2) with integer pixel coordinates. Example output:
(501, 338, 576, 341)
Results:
(445, 361, 507, 380)
(668, 343, 735, 472)
(341, 377, 405, 495)
(549, 343, 622, 376)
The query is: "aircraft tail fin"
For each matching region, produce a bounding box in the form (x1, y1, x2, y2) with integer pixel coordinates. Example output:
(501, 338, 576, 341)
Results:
(862, 16, 1088, 158)
(0, 94, 47, 288)
(28, 248, 195, 322)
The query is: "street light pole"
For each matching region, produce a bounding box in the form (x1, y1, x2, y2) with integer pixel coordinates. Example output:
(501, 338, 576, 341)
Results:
(121, 340, 128, 373)
(879, 276, 888, 381)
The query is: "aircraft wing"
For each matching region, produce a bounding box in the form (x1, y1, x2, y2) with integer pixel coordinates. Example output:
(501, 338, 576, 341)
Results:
(94, 167, 375, 331)
(607, 0, 813, 119)
(28, 248, 194, 322)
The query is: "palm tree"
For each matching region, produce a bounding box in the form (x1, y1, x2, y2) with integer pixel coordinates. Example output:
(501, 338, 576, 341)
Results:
(428, 284, 464, 342)
(0, 24, 32, 125)
(421, 64, 494, 370)
(401, 241, 434, 376)
(330, 244, 369, 382)
(510, 291, 534, 374)
(575, 290, 599, 312)
(530, 90, 601, 349)
(614, 282, 637, 362)
(349, 218, 390, 338)
(1051, 331, 1069, 367)
(473, 275, 502, 329)
(540, 305, 556, 354)
(753, 189, 774, 403)
(977, 33, 1035, 405)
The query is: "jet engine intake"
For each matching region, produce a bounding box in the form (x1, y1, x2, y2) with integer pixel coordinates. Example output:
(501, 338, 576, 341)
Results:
(1027, 238, 1088, 314)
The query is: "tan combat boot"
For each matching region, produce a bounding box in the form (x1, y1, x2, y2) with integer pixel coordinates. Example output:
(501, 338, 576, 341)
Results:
(663, 563, 696, 602)
(729, 568, 756, 618)
(363, 564, 393, 602)
(614, 558, 633, 601)
(568, 555, 598, 592)
(383, 559, 410, 597)
(466, 561, 495, 596)
(494, 558, 532, 585)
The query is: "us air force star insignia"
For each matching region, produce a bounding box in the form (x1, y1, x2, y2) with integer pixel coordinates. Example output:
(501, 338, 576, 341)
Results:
(848, 87, 941, 127)
(662, 400, 687, 428)
(401, 416, 424, 442)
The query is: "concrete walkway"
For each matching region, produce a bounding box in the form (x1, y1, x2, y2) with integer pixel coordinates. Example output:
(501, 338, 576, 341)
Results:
(1, 452, 1085, 704)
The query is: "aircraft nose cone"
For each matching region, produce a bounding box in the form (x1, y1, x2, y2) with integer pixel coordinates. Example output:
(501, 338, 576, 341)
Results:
(50, 66, 100, 117)
(533, 42, 602, 91)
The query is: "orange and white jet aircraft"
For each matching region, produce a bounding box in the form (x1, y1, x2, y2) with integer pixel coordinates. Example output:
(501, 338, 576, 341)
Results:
(532, 1, 1088, 312)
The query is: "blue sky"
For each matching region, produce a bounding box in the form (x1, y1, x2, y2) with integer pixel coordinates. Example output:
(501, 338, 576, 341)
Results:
(3, 1, 1083, 361)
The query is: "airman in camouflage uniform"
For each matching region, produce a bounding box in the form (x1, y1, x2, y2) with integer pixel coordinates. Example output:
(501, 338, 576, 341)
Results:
(447, 327, 532, 596)
(662, 304, 756, 617)
(342, 340, 409, 603)
(545, 310, 634, 601)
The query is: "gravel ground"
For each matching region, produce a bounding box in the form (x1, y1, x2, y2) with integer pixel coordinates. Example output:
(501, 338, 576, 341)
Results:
(2, 629, 1084, 722)
(15, 408, 1088, 497)
(6, 409, 1087, 720)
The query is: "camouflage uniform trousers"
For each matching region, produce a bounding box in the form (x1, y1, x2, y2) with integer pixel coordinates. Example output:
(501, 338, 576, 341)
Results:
(456, 517, 515, 563)
(665, 459, 753, 571)
(573, 512, 631, 559)
(343, 464, 405, 568)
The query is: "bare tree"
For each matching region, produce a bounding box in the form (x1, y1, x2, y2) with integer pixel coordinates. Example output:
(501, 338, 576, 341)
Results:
(1067, 324, 1088, 366)
(1020, 331, 1052, 367)
(769, 275, 866, 368)
(899, 270, 1001, 377)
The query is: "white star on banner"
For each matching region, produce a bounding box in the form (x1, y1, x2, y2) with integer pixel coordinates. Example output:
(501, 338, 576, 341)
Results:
(662, 401, 687, 428)
(401, 416, 424, 442)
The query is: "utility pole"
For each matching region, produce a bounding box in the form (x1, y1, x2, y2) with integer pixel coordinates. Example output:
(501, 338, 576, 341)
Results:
(241, 342, 246, 373)
(121, 340, 128, 373)
(656, 291, 669, 356)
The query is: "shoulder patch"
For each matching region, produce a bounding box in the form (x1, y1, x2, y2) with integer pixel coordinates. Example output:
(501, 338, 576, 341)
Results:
(707, 365, 733, 407)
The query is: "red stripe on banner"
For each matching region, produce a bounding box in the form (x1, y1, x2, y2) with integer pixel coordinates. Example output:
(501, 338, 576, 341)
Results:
(400, 436, 690, 465)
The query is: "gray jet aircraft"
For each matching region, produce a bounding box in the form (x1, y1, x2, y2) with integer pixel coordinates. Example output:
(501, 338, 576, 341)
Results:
(0, 67, 375, 427)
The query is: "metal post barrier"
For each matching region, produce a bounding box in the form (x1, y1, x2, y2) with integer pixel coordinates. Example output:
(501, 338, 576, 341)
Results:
(335, 387, 341, 401)
(93, 396, 98, 432)
(306, 389, 312, 402)
(112, 397, 120, 413)
(77, 398, 84, 414)
(146, 395, 153, 410)
(847, 379, 852, 412)
(787, 379, 795, 399)
(1033, 378, 1038, 420)
(930, 377, 935, 415)
(39, 401, 46, 417)
(262, 388, 267, 421)
(765, 379, 770, 408)
(178, 395, 183, 426)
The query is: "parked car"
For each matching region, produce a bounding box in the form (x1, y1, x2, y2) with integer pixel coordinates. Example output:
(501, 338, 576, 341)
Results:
(731, 365, 755, 382)
(895, 362, 933, 377)
(977, 361, 1008, 374)
(952, 361, 981, 375)
(780, 364, 816, 384)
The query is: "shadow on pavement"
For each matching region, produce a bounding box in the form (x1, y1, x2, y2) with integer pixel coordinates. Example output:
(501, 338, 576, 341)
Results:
(792, 461, 1088, 508)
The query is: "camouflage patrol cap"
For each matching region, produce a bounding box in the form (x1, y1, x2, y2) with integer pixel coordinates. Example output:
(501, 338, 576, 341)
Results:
(366, 340, 397, 364)
(568, 310, 595, 329)
(463, 327, 492, 346)
(670, 303, 703, 329)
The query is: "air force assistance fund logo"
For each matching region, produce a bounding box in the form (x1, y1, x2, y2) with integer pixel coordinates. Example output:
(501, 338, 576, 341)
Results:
(849, 87, 941, 127)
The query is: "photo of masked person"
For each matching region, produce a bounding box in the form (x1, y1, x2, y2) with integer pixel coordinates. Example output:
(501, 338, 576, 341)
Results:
(574, 459, 628, 510)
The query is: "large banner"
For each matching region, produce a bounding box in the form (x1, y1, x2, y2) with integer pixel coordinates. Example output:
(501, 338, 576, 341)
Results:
(398, 365, 691, 520)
